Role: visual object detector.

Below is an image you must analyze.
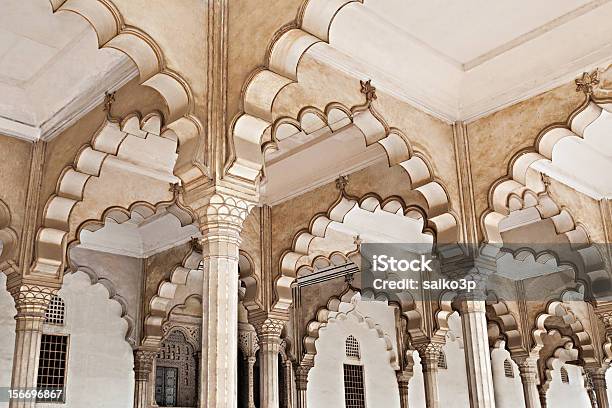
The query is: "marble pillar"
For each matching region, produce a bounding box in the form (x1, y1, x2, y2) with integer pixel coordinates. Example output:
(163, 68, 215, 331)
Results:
(516, 358, 542, 408)
(295, 365, 311, 408)
(9, 284, 56, 408)
(416, 343, 443, 408)
(537, 385, 548, 408)
(459, 299, 496, 408)
(397, 369, 413, 408)
(198, 193, 252, 408)
(284, 359, 294, 408)
(255, 318, 284, 408)
(133, 348, 157, 408)
(588, 369, 609, 408)
(247, 356, 257, 408)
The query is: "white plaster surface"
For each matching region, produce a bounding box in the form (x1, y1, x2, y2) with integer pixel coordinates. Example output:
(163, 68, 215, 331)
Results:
(307, 300, 400, 407)
(491, 348, 525, 408)
(0, 273, 16, 406)
(546, 363, 591, 407)
(39, 272, 134, 408)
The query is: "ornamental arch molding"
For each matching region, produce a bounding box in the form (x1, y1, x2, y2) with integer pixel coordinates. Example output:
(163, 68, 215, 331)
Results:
(533, 300, 597, 367)
(0, 199, 17, 270)
(63, 199, 196, 347)
(33, 112, 198, 278)
(226, 1, 457, 216)
(485, 294, 523, 355)
(66, 264, 137, 347)
(276, 191, 458, 313)
(481, 96, 611, 298)
(482, 95, 612, 242)
(47, 0, 205, 185)
(301, 287, 398, 370)
(144, 249, 257, 348)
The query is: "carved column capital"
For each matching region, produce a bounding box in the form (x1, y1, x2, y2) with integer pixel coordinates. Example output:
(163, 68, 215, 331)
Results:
(195, 192, 255, 238)
(254, 318, 285, 342)
(516, 357, 540, 385)
(396, 369, 413, 390)
(415, 342, 443, 372)
(585, 368, 607, 389)
(9, 283, 58, 317)
(134, 348, 158, 381)
(238, 329, 259, 358)
(295, 364, 312, 391)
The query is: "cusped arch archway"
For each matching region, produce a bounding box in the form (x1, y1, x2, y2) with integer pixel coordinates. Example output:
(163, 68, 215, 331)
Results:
(276, 191, 456, 313)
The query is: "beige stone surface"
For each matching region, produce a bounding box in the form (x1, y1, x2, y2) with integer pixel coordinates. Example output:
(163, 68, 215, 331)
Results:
(0, 135, 31, 243)
(467, 82, 584, 240)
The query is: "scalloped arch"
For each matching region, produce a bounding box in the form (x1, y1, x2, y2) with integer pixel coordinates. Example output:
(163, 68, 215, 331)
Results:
(143, 249, 256, 348)
(301, 287, 397, 370)
(276, 192, 458, 313)
(533, 301, 597, 366)
(0, 199, 17, 268)
(486, 296, 522, 354)
(47, 0, 206, 186)
(67, 265, 136, 347)
(224, 1, 454, 213)
(481, 98, 610, 297)
(32, 114, 194, 277)
(483, 97, 612, 246)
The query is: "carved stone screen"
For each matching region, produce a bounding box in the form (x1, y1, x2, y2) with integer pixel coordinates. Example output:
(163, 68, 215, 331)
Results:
(155, 330, 198, 407)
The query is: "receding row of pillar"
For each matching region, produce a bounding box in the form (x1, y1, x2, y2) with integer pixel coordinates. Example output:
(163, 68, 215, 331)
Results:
(4, 194, 611, 408)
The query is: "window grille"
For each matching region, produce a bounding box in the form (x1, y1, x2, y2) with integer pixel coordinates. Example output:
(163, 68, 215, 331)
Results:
(560, 366, 570, 384)
(45, 295, 65, 325)
(36, 334, 68, 402)
(504, 359, 514, 378)
(437, 351, 447, 369)
(345, 335, 360, 359)
(343, 364, 365, 408)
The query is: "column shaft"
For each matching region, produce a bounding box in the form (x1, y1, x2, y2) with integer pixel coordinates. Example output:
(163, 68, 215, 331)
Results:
(256, 319, 284, 408)
(133, 349, 157, 408)
(197, 193, 251, 408)
(295, 365, 310, 408)
(284, 360, 294, 408)
(397, 370, 412, 408)
(460, 301, 496, 408)
(247, 357, 256, 408)
(517, 359, 541, 408)
(9, 285, 56, 408)
(590, 370, 609, 408)
(200, 237, 240, 408)
(417, 344, 442, 408)
(538, 386, 547, 408)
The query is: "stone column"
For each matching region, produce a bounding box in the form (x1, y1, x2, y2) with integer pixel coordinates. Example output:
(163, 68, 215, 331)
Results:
(516, 358, 542, 408)
(198, 193, 252, 408)
(458, 298, 496, 408)
(9, 284, 56, 408)
(247, 356, 257, 408)
(284, 360, 294, 408)
(416, 343, 443, 408)
(254, 318, 284, 408)
(295, 364, 311, 408)
(397, 369, 413, 408)
(587, 369, 609, 408)
(537, 385, 548, 408)
(133, 348, 157, 408)
(238, 328, 258, 408)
